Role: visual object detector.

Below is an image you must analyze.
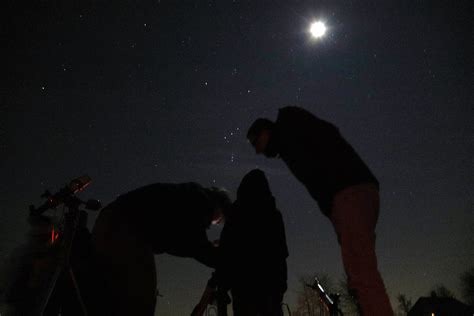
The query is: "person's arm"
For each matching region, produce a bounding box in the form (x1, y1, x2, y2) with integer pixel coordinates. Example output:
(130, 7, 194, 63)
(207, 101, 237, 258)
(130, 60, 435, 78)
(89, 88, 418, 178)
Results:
(191, 229, 219, 268)
(191, 278, 216, 316)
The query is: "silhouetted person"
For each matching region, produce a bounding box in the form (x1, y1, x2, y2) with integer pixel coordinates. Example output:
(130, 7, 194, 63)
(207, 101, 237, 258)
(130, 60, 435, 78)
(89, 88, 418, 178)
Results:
(193, 169, 288, 316)
(91, 182, 231, 316)
(247, 106, 393, 316)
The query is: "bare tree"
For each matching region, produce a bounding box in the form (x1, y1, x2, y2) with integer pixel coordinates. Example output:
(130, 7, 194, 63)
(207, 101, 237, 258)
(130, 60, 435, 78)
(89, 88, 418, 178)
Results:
(337, 277, 359, 316)
(429, 284, 455, 298)
(293, 273, 363, 316)
(460, 267, 474, 306)
(293, 274, 336, 316)
(396, 294, 412, 316)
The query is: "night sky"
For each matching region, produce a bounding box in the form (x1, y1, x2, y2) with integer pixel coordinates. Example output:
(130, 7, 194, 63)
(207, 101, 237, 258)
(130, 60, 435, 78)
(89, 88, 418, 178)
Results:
(1, 1, 472, 314)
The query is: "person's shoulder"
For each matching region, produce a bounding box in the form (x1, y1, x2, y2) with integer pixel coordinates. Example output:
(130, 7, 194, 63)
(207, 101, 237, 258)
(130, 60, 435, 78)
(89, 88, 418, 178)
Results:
(179, 182, 214, 206)
(177, 183, 210, 202)
(117, 182, 165, 197)
(270, 207, 284, 222)
(179, 182, 205, 191)
(279, 106, 314, 116)
(276, 106, 323, 133)
(122, 182, 203, 199)
(277, 106, 321, 123)
(279, 105, 303, 112)
(278, 106, 338, 132)
(113, 182, 172, 206)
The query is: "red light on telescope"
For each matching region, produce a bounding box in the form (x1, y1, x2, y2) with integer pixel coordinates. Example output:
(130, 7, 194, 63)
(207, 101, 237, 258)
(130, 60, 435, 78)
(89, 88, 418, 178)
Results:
(51, 226, 59, 244)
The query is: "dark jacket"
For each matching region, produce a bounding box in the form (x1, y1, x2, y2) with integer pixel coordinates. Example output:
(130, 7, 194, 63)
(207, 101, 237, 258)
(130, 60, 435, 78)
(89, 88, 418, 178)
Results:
(213, 170, 288, 294)
(107, 182, 218, 267)
(270, 106, 378, 216)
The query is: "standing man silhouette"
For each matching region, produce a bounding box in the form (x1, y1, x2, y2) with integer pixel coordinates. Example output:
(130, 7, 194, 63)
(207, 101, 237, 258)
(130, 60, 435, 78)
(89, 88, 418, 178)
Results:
(247, 106, 393, 316)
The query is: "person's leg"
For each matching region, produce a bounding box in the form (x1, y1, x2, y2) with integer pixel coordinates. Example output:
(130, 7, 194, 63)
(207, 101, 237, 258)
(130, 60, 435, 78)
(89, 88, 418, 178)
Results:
(92, 207, 157, 316)
(330, 184, 393, 316)
(257, 291, 284, 316)
(231, 290, 258, 316)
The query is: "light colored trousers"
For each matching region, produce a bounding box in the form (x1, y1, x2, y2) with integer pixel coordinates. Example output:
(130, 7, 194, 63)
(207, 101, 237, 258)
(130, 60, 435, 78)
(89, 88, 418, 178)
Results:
(330, 183, 394, 316)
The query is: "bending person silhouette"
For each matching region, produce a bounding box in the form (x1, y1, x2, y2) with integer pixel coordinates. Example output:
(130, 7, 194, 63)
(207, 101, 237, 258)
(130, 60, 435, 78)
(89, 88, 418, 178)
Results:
(193, 169, 288, 316)
(247, 106, 393, 316)
(92, 182, 231, 316)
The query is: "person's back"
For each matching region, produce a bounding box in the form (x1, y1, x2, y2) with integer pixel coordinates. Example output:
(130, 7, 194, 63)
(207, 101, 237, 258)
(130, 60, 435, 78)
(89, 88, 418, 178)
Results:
(221, 200, 287, 294)
(95, 182, 217, 257)
(273, 106, 378, 215)
(219, 169, 288, 315)
(111, 183, 212, 229)
(91, 182, 230, 316)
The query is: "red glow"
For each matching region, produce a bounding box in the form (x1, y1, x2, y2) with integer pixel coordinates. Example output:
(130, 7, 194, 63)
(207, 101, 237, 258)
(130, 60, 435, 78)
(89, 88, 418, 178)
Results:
(51, 226, 59, 244)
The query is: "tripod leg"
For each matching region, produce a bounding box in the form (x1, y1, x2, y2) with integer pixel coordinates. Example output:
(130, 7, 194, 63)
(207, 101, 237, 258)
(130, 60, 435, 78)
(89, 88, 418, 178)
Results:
(69, 268, 88, 316)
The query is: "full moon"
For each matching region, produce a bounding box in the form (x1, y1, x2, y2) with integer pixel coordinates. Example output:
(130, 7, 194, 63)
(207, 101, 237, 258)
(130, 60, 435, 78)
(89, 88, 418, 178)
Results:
(310, 21, 327, 39)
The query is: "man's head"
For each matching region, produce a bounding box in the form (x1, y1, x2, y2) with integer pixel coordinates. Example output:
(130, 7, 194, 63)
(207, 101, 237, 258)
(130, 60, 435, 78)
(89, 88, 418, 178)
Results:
(246, 118, 276, 157)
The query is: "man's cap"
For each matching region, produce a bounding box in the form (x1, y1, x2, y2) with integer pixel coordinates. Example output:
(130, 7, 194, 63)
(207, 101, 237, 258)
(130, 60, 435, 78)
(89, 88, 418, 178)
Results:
(246, 118, 273, 143)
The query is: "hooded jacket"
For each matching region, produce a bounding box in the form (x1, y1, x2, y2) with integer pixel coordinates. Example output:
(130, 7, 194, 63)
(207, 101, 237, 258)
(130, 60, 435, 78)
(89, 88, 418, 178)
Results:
(214, 169, 288, 294)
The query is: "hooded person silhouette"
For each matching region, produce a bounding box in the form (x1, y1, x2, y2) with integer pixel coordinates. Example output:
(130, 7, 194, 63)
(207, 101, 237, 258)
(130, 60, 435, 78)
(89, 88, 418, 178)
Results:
(193, 169, 288, 316)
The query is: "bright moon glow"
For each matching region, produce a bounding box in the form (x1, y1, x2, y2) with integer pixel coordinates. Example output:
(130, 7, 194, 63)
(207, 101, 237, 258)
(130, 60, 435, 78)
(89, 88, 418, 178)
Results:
(310, 21, 327, 38)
